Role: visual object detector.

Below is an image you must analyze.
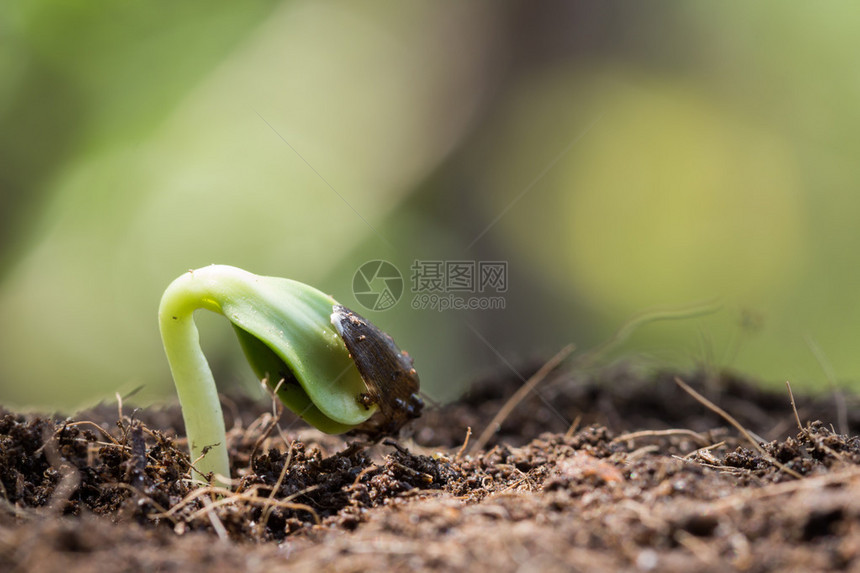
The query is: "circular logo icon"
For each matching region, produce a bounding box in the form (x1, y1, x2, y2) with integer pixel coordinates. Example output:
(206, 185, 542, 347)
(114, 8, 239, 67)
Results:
(352, 260, 403, 311)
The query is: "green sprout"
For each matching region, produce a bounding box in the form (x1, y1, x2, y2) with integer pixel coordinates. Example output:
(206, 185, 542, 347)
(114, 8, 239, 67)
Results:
(158, 264, 421, 487)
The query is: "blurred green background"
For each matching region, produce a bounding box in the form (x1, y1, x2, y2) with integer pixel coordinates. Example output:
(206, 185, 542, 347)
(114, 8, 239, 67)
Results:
(2, 1, 859, 411)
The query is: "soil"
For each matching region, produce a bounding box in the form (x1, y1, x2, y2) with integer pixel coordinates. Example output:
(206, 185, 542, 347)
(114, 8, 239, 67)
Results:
(3, 364, 860, 572)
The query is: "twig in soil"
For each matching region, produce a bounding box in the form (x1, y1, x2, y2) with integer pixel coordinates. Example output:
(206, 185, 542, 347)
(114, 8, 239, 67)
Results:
(188, 490, 321, 525)
(786, 381, 845, 462)
(498, 463, 538, 492)
(51, 420, 121, 447)
(259, 441, 295, 533)
(455, 427, 472, 461)
(201, 495, 229, 541)
(151, 485, 238, 519)
(713, 467, 860, 511)
(388, 461, 434, 484)
(249, 379, 287, 466)
(189, 450, 217, 483)
(682, 441, 726, 462)
(675, 443, 756, 475)
(152, 483, 321, 525)
(786, 380, 805, 434)
(471, 344, 576, 453)
(269, 378, 286, 417)
(349, 464, 380, 489)
(564, 414, 582, 440)
(114, 393, 141, 450)
(612, 429, 711, 448)
(674, 377, 803, 479)
(115, 391, 124, 432)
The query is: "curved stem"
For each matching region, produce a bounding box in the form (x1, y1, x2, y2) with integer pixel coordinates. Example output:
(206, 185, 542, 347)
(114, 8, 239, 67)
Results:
(159, 269, 231, 486)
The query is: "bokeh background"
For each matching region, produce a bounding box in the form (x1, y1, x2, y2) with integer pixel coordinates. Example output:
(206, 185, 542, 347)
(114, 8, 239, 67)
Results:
(2, 1, 859, 410)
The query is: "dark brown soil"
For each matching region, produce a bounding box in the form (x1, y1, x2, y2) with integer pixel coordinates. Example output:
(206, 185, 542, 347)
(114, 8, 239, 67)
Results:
(3, 365, 860, 572)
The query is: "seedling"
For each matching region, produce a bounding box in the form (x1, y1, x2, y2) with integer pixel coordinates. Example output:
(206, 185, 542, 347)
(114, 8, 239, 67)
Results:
(159, 264, 422, 486)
